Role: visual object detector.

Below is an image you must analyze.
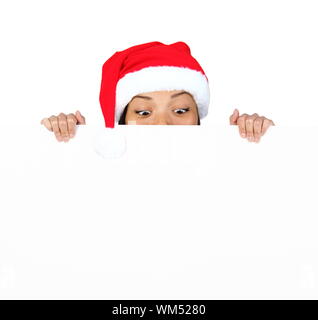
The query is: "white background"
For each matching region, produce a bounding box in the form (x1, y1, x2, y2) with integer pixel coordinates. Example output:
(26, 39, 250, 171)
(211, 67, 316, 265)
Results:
(0, 0, 318, 299)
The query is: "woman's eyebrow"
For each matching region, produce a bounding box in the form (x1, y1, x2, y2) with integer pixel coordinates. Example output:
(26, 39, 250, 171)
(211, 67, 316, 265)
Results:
(131, 91, 191, 101)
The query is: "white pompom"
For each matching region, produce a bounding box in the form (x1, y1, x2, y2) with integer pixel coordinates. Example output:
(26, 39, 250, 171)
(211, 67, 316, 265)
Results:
(92, 127, 127, 159)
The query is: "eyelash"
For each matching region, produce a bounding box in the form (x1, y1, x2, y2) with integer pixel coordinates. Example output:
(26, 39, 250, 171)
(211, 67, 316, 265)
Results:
(135, 108, 190, 116)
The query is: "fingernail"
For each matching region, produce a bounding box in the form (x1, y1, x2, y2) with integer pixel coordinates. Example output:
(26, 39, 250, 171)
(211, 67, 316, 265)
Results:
(242, 133, 246, 137)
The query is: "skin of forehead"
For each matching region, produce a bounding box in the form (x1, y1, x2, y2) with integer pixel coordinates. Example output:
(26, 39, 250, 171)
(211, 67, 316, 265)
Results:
(129, 90, 196, 106)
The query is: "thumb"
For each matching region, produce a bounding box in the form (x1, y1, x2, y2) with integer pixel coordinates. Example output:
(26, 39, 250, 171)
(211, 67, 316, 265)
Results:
(75, 110, 86, 125)
(229, 108, 239, 125)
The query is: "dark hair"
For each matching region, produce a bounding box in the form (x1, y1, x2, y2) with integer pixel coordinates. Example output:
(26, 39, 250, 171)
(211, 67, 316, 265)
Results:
(118, 104, 201, 125)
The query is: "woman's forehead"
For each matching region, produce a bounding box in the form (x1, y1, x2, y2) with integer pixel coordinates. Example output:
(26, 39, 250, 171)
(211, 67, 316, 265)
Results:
(131, 90, 194, 101)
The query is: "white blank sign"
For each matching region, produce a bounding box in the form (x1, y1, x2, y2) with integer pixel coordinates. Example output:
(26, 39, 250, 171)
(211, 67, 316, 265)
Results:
(0, 124, 317, 299)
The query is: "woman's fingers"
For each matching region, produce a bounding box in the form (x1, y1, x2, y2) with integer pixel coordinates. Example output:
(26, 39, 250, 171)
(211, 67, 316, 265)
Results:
(41, 118, 53, 131)
(237, 113, 247, 138)
(261, 118, 274, 136)
(229, 109, 240, 125)
(49, 115, 63, 142)
(41, 111, 86, 142)
(235, 111, 275, 143)
(57, 113, 69, 142)
(75, 110, 86, 125)
(245, 113, 258, 141)
(253, 116, 264, 143)
(67, 114, 77, 138)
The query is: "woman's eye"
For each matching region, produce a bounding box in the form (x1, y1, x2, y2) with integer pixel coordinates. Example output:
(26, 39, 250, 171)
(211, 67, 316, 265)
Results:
(174, 108, 190, 114)
(135, 110, 151, 116)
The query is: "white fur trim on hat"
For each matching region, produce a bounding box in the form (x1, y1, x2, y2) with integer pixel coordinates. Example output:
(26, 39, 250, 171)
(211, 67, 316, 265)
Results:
(115, 66, 210, 122)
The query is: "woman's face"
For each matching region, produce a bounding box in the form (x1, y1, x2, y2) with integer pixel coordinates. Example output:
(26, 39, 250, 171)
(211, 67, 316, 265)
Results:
(125, 90, 199, 125)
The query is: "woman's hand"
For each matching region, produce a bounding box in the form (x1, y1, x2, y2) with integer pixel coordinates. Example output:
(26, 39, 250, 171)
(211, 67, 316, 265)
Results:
(229, 109, 275, 143)
(40, 111, 86, 142)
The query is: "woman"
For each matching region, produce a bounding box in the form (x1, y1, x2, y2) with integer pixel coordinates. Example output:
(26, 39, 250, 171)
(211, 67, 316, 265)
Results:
(41, 41, 274, 143)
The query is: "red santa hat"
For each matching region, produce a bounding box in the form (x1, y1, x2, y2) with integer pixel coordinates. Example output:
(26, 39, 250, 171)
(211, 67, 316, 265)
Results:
(99, 41, 210, 128)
